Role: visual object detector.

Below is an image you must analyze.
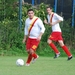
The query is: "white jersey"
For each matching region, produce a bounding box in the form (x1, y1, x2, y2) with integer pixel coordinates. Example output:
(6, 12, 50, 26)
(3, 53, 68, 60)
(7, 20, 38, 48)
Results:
(47, 13, 63, 32)
(24, 16, 45, 39)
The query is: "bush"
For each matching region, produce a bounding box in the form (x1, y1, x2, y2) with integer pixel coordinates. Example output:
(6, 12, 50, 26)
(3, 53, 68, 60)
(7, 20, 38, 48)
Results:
(0, 1, 75, 56)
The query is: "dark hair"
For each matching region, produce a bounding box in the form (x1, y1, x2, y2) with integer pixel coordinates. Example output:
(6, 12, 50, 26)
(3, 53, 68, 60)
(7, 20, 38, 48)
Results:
(27, 9, 34, 13)
(46, 6, 52, 9)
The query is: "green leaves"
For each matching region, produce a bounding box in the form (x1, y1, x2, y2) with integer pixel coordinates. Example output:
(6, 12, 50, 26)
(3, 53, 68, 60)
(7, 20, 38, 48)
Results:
(0, 1, 75, 56)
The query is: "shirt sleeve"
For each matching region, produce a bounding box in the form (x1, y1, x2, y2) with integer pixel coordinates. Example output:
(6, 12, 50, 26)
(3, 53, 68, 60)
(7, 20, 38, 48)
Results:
(37, 18, 45, 33)
(54, 13, 63, 21)
(24, 20, 28, 35)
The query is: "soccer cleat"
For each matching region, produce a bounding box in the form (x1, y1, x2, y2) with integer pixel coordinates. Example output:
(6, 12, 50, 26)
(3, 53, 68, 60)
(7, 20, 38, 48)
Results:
(32, 55, 39, 63)
(67, 56, 73, 61)
(54, 53, 60, 58)
(25, 63, 30, 66)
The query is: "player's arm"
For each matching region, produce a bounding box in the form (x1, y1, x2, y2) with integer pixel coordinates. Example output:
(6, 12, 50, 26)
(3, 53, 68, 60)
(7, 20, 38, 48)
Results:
(22, 35, 27, 43)
(44, 19, 49, 24)
(37, 19, 45, 41)
(50, 13, 63, 26)
(50, 20, 62, 26)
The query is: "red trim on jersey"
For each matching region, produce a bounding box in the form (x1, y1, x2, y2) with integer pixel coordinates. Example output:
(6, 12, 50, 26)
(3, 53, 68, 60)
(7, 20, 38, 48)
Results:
(28, 18, 38, 35)
(50, 13, 54, 23)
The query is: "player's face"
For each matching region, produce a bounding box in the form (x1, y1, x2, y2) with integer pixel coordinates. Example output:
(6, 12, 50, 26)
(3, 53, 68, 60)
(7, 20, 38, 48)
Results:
(28, 11, 34, 19)
(46, 8, 52, 15)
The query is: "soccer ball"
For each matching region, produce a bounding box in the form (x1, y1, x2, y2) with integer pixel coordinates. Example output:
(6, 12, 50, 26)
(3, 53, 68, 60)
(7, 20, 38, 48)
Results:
(16, 59, 24, 66)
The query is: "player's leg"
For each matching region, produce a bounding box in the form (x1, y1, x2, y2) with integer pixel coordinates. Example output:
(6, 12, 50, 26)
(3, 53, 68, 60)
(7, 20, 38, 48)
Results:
(29, 49, 39, 63)
(26, 52, 32, 66)
(25, 49, 38, 66)
(25, 38, 33, 66)
(47, 39, 60, 58)
(30, 39, 40, 63)
(58, 40, 72, 60)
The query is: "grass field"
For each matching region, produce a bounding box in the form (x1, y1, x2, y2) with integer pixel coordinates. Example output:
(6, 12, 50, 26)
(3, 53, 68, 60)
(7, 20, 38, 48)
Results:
(0, 56, 75, 75)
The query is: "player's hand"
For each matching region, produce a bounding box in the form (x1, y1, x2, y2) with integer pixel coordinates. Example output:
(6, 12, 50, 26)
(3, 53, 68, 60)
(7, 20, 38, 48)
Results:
(37, 36, 41, 41)
(50, 22, 56, 26)
(22, 38, 26, 44)
(44, 19, 48, 24)
(50, 21, 60, 26)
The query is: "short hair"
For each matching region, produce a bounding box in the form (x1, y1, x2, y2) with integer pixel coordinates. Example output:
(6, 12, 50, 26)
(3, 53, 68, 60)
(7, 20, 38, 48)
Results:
(27, 9, 34, 13)
(46, 6, 53, 9)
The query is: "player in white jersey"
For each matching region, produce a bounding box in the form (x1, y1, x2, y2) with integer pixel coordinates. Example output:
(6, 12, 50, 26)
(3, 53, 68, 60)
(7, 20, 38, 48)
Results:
(23, 9, 45, 66)
(44, 6, 72, 60)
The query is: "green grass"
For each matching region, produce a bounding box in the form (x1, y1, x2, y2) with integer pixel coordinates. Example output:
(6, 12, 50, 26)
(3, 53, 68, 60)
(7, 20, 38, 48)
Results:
(0, 56, 75, 75)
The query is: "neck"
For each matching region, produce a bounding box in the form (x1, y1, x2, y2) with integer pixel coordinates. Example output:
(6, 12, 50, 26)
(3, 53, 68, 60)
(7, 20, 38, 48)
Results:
(51, 12, 54, 14)
(29, 16, 34, 20)
(30, 18, 33, 20)
(49, 12, 53, 15)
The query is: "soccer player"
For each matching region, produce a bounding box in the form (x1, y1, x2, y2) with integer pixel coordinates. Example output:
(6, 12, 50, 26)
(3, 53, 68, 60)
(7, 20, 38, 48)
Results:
(23, 9, 45, 66)
(44, 6, 72, 60)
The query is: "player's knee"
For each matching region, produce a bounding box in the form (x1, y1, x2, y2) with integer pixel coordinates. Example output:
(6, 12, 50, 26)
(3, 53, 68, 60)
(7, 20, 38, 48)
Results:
(47, 39, 52, 44)
(29, 49, 34, 54)
(26, 50, 30, 54)
(58, 40, 64, 47)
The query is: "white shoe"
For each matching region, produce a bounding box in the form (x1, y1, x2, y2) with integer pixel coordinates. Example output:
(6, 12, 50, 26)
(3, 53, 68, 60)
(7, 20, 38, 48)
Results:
(54, 53, 60, 58)
(25, 63, 30, 66)
(32, 55, 39, 63)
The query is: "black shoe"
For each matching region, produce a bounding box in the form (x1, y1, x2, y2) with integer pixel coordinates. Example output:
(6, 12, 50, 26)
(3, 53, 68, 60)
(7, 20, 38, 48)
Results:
(54, 53, 60, 58)
(67, 56, 73, 60)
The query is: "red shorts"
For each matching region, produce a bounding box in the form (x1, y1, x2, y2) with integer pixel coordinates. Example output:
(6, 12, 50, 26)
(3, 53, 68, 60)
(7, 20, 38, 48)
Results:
(26, 38, 40, 51)
(48, 32, 63, 41)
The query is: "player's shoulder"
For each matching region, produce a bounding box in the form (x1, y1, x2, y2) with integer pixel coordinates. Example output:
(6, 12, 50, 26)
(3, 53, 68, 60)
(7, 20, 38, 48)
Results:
(54, 13, 63, 20)
(25, 18, 29, 22)
(53, 13, 58, 16)
(26, 17, 29, 20)
(54, 13, 61, 17)
(34, 16, 39, 20)
(47, 14, 49, 17)
(35, 16, 42, 21)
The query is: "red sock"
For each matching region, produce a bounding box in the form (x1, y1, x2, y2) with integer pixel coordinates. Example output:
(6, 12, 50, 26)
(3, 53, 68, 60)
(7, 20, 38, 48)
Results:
(32, 53, 37, 59)
(26, 54, 32, 64)
(49, 42, 60, 54)
(62, 45, 72, 57)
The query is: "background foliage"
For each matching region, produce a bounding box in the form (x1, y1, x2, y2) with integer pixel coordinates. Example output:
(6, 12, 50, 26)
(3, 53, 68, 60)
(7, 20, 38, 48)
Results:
(0, 0, 75, 56)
